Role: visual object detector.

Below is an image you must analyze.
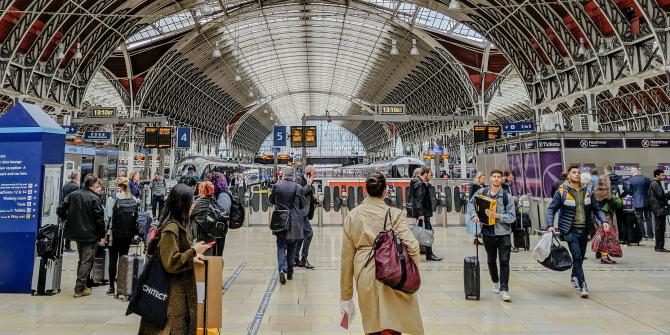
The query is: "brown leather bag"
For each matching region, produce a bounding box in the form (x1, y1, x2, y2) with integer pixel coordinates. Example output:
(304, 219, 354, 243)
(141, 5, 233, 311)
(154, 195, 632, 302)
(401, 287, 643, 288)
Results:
(365, 209, 421, 294)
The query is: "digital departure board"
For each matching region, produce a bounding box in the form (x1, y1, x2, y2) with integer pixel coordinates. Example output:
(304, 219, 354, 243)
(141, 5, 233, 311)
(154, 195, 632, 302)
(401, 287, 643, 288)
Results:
(90, 107, 116, 118)
(290, 126, 303, 147)
(158, 127, 172, 148)
(473, 125, 502, 143)
(304, 126, 317, 147)
(378, 104, 405, 115)
(144, 127, 158, 148)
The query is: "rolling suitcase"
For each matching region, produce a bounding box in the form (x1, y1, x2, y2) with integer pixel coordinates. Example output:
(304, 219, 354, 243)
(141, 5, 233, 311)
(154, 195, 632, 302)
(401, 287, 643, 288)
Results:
(115, 245, 145, 300)
(464, 225, 480, 300)
(31, 256, 62, 295)
(513, 228, 530, 251)
(624, 210, 642, 245)
(91, 245, 110, 285)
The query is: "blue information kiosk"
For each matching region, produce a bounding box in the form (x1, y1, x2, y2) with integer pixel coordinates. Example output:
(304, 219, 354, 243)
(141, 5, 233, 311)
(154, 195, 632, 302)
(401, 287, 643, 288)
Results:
(0, 103, 65, 293)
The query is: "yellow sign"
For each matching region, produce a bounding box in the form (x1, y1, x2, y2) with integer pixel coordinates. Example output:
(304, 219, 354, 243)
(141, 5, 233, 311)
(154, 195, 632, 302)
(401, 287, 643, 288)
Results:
(440, 154, 449, 159)
(423, 154, 435, 159)
(278, 154, 289, 159)
(379, 104, 405, 115)
(91, 107, 116, 118)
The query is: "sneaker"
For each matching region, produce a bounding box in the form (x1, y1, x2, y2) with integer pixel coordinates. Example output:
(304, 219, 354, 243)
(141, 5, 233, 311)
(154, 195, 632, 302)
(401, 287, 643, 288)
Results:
(500, 291, 512, 302)
(106, 287, 115, 296)
(571, 277, 579, 290)
(73, 288, 92, 298)
(491, 283, 500, 294)
(580, 287, 589, 298)
(279, 271, 286, 285)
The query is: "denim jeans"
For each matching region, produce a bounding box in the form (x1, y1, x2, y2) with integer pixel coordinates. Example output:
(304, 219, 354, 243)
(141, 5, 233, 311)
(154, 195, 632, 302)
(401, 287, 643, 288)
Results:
(75, 241, 97, 293)
(635, 207, 653, 239)
(295, 218, 314, 262)
(564, 228, 588, 288)
(151, 195, 165, 218)
(276, 232, 297, 276)
(482, 234, 512, 291)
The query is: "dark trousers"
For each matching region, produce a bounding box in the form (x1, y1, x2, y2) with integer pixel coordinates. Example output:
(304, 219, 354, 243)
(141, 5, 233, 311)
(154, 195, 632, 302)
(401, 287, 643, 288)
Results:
(614, 209, 627, 243)
(204, 237, 226, 256)
(276, 233, 297, 276)
(419, 217, 436, 257)
(108, 236, 132, 288)
(151, 195, 165, 218)
(482, 234, 512, 292)
(635, 207, 654, 238)
(655, 215, 667, 250)
(75, 241, 97, 293)
(295, 218, 313, 262)
(564, 228, 588, 289)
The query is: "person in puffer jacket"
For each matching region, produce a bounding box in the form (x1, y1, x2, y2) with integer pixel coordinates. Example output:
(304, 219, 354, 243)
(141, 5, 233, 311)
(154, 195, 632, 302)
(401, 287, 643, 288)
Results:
(546, 165, 607, 299)
(190, 181, 227, 256)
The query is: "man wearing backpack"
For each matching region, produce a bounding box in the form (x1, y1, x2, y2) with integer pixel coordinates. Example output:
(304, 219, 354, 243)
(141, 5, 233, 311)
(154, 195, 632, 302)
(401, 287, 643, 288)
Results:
(546, 165, 607, 299)
(150, 172, 167, 218)
(294, 165, 318, 269)
(104, 177, 138, 296)
(466, 169, 516, 302)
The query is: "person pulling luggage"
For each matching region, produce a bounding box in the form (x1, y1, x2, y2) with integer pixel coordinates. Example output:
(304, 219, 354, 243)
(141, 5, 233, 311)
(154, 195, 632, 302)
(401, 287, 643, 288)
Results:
(466, 169, 516, 302)
(104, 177, 139, 296)
(409, 167, 442, 261)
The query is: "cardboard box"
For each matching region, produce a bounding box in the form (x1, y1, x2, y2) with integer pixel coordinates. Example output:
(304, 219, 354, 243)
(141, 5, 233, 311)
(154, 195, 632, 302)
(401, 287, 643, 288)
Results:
(195, 256, 223, 329)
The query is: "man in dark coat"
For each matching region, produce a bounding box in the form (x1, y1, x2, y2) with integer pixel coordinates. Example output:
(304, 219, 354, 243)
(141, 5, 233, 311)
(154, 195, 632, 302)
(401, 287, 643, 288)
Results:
(625, 167, 653, 239)
(294, 165, 318, 269)
(61, 171, 80, 253)
(604, 165, 628, 242)
(269, 167, 306, 284)
(57, 174, 105, 298)
(649, 169, 670, 252)
(410, 167, 442, 261)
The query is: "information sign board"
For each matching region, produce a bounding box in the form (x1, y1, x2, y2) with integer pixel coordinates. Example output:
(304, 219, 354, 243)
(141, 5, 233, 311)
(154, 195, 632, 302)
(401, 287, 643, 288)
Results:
(145, 127, 158, 148)
(273, 126, 286, 147)
(83, 131, 111, 141)
(158, 127, 172, 148)
(290, 126, 303, 147)
(502, 121, 535, 134)
(90, 107, 116, 118)
(378, 104, 405, 115)
(177, 127, 191, 148)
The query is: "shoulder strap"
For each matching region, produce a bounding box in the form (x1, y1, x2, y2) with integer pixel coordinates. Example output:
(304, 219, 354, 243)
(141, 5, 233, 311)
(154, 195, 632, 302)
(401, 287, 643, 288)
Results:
(383, 208, 391, 230)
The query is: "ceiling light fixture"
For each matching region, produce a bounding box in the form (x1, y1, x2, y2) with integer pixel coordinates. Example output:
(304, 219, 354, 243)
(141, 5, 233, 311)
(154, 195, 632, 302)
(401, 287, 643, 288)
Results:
(201, 1, 214, 15)
(248, 88, 254, 98)
(448, 0, 461, 10)
(234, 67, 241, 81)
(55, 43, 65, 60)
(578, 37, 586, 56)
(410, 38, 419, 56)
(73, 42, 82, 60)
(390, 35, 399, 56)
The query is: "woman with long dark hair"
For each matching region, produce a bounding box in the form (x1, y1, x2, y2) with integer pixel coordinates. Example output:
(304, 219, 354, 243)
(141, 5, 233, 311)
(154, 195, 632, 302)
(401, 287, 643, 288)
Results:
(340, 172, 423, 335)
(138, 184, 211, 335)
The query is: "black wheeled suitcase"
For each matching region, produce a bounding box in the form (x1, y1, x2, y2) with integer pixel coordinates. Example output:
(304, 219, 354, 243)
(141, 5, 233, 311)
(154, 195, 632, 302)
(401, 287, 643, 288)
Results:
(91, 245, 110, 285)
(513, 228, 531, 251)
(116, 246, 145, 300)
(624, 210, 642, 245)
(464, 225, 480, 300)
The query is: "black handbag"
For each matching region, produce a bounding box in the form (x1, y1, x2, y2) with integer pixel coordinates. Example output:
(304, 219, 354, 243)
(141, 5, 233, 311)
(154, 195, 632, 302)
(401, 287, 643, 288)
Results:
(269, 185, 297, 232)
(538, 234, 573, 272)
(125, 236, 169, 327)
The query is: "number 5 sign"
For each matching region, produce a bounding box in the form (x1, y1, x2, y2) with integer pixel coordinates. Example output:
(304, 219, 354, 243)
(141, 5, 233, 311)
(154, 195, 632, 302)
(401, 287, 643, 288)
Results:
(177, 127, 191, 148)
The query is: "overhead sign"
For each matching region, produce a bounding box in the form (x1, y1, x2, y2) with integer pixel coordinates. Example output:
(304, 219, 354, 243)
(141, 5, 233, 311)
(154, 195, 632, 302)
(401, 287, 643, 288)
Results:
(378, 104, 405, 115)
(158, 127, 172, 148)
(83, 131, 111, 141)
(290, 126, 303, 147)
(144, 127, 158, 148)
(290, 126, 317, 147)
(432, 147, 443, 154)
(422, 154, 435, 159)
(304, 126, 317, 147)
(626, 138, 670, 148)
(473, 125, 501, 143)
(61, 125, 78, 137)
(273, 126, 286, 147)
(537, 139, 561, 149)
(90, 107, 116, 118)
(271, 147, 281, 154)
(176, 127, 191, 148)
(564, 138, 623, 149)
(145, 127, 172, 148)
(502, 121, 535, 134)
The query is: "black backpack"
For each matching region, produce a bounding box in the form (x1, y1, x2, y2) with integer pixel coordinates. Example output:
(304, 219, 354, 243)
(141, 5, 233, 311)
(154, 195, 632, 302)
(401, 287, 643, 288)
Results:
(203, 199, 227, 238)
(226, 191, 245, 229)
(112, 197, 139, 238)
(36, 224, 60, 259)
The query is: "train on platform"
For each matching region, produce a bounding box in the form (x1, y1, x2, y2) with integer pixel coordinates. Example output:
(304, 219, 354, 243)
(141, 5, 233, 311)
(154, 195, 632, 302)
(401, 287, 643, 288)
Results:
(175, 157, 273, 186)
(326, 157, 426, 178)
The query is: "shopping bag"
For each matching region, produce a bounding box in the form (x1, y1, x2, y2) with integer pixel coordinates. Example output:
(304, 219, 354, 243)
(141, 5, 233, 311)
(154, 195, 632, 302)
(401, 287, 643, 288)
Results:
(591, 227, 605, 253)
(126, 239, 169, 327)
(602, 229, 623, 258)
(408, 221, 434, 247)
(538, 235, 572, 271)
(533, 232, 553, 262)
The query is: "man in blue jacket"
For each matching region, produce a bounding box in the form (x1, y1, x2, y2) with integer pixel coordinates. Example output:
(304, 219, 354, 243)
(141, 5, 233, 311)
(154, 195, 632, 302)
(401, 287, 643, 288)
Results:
(467, 169, 516, 302)
(625, 167, 653, 239)
(546, 165, 606, 299)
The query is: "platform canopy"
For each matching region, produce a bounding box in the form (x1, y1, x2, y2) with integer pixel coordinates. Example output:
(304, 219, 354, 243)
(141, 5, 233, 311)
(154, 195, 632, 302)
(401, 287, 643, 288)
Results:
(0, 0, 668, 154)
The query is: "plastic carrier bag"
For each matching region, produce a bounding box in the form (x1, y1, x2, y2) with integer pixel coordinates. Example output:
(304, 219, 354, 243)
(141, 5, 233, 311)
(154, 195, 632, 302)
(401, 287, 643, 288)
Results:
(533, 232, 553, 262)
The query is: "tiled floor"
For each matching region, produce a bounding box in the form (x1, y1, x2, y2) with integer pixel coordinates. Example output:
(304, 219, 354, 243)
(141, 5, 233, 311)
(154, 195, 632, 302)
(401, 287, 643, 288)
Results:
(3, 213, 670, 334)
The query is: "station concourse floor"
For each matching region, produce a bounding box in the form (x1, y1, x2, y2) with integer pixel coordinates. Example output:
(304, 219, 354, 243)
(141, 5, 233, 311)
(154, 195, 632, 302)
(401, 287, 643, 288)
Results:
(2, 214, 670, 335)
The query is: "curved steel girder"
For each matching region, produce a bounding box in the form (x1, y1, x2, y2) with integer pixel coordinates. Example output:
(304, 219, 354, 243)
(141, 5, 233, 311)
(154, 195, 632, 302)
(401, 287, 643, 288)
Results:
(631, 0, 669, 65)
(484, 65, 513, 103)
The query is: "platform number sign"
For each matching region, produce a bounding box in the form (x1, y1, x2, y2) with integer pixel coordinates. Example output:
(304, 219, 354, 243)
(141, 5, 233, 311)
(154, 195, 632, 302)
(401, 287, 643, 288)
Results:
(273, 126, 286, 147)
(177, 127, 191, 148)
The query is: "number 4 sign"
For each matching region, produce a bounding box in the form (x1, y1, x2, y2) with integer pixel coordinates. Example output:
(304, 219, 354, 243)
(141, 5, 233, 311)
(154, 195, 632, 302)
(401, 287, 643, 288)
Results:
(177, 127, 191, 148)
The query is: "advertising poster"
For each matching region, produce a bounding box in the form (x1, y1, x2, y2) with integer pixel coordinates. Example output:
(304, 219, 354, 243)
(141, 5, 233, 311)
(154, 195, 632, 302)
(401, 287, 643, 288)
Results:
(507, 154, 525, 195)
(540, 151, 563, 198)
(41, 165, 62, 226)
(523, 152, 541, 197)
(614, 163, 639, 180)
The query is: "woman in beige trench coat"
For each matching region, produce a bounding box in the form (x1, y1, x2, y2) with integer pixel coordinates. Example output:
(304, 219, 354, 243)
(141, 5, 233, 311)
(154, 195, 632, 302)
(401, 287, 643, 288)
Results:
(340, 172, 424, 335)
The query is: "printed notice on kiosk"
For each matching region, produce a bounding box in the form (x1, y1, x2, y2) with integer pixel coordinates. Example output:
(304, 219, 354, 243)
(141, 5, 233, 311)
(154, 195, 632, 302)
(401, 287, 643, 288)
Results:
(0, 152, 39, 221)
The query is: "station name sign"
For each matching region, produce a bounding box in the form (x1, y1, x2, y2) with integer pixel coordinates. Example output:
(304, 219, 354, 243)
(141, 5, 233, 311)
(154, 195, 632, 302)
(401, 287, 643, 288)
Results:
(90, 107, 116, 118)
(378, 104, 405, 115)
(564, 139, 622, 149)
(626, 138, 670, 148)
